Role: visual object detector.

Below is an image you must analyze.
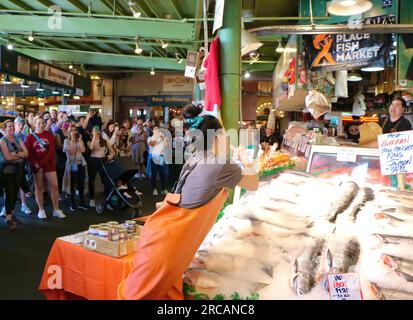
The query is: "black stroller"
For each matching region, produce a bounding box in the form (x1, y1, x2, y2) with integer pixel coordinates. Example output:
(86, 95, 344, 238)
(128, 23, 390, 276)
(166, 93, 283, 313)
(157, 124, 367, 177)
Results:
(96, 157, 143, 218)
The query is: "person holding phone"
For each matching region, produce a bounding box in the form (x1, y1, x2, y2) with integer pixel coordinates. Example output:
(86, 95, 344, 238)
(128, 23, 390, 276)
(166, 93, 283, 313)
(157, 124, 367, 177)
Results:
(25, 117, 66, 219)
(147, 124, 168, 196)
(0, 120, 29, 230)
(63, 126, 88, 211)
(87, 125, 115, 209)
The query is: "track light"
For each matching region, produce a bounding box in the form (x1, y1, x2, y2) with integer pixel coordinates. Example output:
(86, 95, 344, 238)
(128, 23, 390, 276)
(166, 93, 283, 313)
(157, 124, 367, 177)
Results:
(175, 53, 183, 64)
(36, 83, 44, 92)
(52, 87, 59, 95)
(3, 74, 12, 85)
(128, 1, 141, 18)
(7, 40, 13, 50)
(135, 39, 143, 54)
(150, 68, 155, 76)
(161, 40, 168, 49)
(276, 40, 284, 53)
(21, 79, 29, 88)
(64, 89, 71, 97)
(28, 31, 34, 42)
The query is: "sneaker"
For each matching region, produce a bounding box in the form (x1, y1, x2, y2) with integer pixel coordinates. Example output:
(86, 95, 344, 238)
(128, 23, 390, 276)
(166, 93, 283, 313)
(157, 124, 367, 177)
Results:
(89, 199, 96, 208)
(53, 210, 66, 219)
(21, 204, 32, 215)
(0, 207, 5, 217)
(106, 204, 114, 211)
(69, 204, 76, 212)
(161, 189, 168, 195)
(78, 204, 89, 211)
(134, 172, 141, 179)
(38, 209, 47, 219)
(153, 189, 159, 196)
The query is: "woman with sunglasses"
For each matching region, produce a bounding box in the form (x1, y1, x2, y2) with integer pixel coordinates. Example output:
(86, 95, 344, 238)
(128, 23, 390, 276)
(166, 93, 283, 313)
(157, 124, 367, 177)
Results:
(0, 120, 29, 230)
(25, 116, 66, 219)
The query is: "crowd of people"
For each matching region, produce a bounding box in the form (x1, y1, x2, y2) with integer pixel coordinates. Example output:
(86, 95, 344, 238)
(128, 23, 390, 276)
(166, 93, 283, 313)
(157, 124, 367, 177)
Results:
(0, 109, 191, 231)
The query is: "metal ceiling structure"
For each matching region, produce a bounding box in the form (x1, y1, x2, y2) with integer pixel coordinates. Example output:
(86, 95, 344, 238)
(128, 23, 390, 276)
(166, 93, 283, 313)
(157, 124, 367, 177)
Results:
(0, 0, 300, 74)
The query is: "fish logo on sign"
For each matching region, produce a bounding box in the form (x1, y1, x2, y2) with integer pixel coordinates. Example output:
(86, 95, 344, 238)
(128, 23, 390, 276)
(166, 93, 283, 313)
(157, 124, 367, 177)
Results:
(312, 35, 336, 68)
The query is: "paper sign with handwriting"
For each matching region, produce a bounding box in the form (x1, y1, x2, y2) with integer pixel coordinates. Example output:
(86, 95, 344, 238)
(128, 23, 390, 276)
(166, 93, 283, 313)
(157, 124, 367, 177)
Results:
(328, 273, 363, 300)
(378, 130, 413, 176)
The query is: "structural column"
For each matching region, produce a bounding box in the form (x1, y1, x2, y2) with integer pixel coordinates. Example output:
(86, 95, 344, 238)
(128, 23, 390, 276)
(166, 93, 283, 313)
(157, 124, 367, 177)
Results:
(219, 0, 241, 131)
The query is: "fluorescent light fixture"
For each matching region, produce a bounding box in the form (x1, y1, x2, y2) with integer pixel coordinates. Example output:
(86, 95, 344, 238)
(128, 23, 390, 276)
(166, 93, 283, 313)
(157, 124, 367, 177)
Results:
(161, 40, 168, 49)
(241, 28, 263, 56)
(52, 87, 59, 95)
(244, 71, 251, 79)
(361, 66, 384, 72)
(28, 31, 34, 42)
(36, 83, 44, 92)
(150, 68, 155, 76)
(64, 90, 71, 97)
(3, 74, 12, 85)
(348, 72, 363, 81)
(276, 40, 284, 53)
(74, 95, 81, 100)
(21, 79, 29, 88)
(327, 0, 373, 16)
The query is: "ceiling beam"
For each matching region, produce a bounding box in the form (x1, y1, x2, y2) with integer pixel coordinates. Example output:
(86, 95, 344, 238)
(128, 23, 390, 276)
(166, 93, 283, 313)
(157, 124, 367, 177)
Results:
(8, 0, 33, 11)
(142, 0, 162, 17)
(67, 0, 89, 13)
(17, 48, 187, 70)
(100, 0, 126, 16)
(0, 14, 196, 41)
(36, 0, 56, 9)
(166, 0, 183, 20)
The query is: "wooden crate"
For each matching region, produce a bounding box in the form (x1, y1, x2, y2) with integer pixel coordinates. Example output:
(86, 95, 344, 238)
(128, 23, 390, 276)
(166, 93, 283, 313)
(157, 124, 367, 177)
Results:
(83, 236, 138, 258)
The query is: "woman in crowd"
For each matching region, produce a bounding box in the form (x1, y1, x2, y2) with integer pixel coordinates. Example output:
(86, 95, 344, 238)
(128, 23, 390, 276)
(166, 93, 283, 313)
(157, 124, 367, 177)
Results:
(131, 124, 147, 179)
(25, 116, 66, 219)
(54, 118, 70, 198)
(102, 120, 120, 152)
(63, 126, 88, 211)
(23, 112, 35, 136)
(87, 125, 115, 209)
(0, 120, 29, 231)
(147, 124, 168, 196)
(118, 126, 132, 158)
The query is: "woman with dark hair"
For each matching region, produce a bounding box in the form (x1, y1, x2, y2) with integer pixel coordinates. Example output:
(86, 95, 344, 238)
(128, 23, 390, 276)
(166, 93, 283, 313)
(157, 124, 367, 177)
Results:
(102, 120, 120, 152)
(119, 104, 259, 300)
(0, 120, 29, 230)
(25, 117, 66, 219)
(87, 125, 115, 209)
(131, 125, 147, 179)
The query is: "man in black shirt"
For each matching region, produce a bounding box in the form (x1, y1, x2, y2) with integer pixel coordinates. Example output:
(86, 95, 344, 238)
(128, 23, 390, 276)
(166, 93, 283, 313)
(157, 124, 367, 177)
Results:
(379, 97, 412, 134)
(260, 127, 279, 148)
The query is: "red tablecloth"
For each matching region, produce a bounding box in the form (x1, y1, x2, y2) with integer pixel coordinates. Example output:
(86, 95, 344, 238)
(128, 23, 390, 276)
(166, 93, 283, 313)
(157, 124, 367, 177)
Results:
(39, 239, 134, 300)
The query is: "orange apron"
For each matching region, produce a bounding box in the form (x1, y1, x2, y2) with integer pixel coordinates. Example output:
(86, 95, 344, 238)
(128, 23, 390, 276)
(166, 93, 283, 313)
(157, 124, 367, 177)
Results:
(117, 189, 228, 300)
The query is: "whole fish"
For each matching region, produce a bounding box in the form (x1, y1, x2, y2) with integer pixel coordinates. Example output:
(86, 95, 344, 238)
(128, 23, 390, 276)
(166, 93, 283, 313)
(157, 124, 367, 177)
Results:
(190, 251, 274, 284)
(373, 234, 413, 247)
(318, 238, 361, 292)
(374, 212, 405, 224)
(290, 239, 325, 295)
(381, 254, 413, 282)
(184, 268, 269, 296)
(328, 181, 360, 223)
(369, 282, 413, 300)
(348, 187, 374, 222)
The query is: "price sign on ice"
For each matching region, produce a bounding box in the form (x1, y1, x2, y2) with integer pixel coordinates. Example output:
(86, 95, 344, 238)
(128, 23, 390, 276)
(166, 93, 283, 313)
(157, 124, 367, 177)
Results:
(378, 130, 413, 176)
(327, 273, 363, 300)
(336, 149, 357, 163)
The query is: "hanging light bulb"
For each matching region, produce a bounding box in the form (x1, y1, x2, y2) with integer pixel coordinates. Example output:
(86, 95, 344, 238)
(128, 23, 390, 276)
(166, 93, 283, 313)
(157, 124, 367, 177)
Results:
(276, 40, 284, 53)
(150, 68, 155, 76)
(3, 74, 12, 85)
(21, 79, 29, 88)
(68, 64, 74, 70)
(28, 31, 35, 42)
(161, 40, 168, 49)
(7, 40, 13, 50)
(244, 71, 251, 79)
(327, 0, 373, 16)
(135, 39, 143, 54)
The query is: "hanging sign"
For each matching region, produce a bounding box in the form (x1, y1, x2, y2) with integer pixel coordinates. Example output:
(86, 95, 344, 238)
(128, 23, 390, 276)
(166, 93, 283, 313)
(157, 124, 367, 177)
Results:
(17, 56, 31, 76)
(327, 273, 363, 300)
(163, 75, 194, 92)
(304, 15, 393, 71)
(39, 63, 74, 86)
(212, 0, 225, 34)
(378, 130, 413, 175)
(184, 51, 200, 78)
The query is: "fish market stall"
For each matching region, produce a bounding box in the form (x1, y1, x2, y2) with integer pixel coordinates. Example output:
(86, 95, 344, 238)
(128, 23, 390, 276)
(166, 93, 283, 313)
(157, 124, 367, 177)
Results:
(183, 171, 413, 300)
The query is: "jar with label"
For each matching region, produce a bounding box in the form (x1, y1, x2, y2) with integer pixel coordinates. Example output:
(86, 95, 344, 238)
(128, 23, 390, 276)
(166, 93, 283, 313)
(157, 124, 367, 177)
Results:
(89, 225, 100, 236)
(109, 232, 120, 241)
(125, 220, 137, 233)
(98, 227, 110, 239)
(107, 221, 119, 226)
(117, 227, 127, 240)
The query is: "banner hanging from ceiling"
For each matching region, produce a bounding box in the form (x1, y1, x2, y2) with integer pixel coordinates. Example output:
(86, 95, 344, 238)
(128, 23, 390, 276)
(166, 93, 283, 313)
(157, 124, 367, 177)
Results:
(304, 15, 393, 72)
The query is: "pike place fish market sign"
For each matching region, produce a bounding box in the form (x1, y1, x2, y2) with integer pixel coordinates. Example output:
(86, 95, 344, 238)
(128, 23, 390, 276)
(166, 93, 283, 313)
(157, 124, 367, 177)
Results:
(378, 130, 413, 175)
(304, 15, 393, 71)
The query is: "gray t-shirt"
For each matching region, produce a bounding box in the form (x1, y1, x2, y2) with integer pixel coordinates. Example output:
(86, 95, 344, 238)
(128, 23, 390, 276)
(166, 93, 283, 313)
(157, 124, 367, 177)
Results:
(179, 151, 243, 209)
